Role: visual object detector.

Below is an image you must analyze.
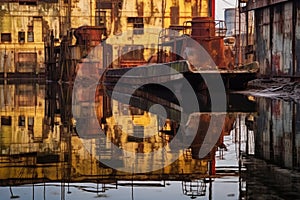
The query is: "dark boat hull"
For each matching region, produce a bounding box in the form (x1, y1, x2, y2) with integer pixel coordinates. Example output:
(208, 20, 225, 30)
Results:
(102, 60, 259, 91)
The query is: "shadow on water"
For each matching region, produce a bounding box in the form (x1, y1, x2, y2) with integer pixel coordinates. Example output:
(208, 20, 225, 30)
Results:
(0, 82, 299, 199)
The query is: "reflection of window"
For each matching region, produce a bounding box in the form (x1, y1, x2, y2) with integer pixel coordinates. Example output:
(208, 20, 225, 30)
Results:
(130, 107, 144, 115)
(121, 45, 144, 60)
(16, 84, 36, 106)
(127, 17, 144, 34)
(96, 1, 112, 9)
(19, 0, 37, 5)
(95, 10, 106, 26)
(41, 0, 58, 2)
(18, 31, 25, 43)
(28, 116, 34, 132)
(27, 25, 34, 42)
(28, 117, 34, 126)
(1, 33, 12, 42)
(1, 116, 12, 126)
(18, 115, 26, 127)
(170, 6, 179, 25)
(17, 52, 37, 73)
(133, 126, 144, 138)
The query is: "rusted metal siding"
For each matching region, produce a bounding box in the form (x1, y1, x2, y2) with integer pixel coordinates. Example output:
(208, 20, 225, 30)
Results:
(252, 1, 299, 77)
(295, 2, 300, 75)
(272, 2, 293, 75)
(255, 8, 271, 75)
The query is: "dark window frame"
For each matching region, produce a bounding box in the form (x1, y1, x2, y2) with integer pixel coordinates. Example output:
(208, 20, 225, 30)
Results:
(1, 33, 12, 43)
(27, 25, 34, 42)
(18, 31, 25, 43)
(127, 17, 144, 35)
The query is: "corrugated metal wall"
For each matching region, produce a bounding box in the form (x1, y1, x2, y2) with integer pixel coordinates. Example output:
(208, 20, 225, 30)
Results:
(253, 1, 300, 77)
(295, 1, 300, 75)
(255, 8, 271, 75)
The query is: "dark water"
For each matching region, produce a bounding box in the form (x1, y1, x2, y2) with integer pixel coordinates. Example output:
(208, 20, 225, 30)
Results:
(0, 83, 299, 200)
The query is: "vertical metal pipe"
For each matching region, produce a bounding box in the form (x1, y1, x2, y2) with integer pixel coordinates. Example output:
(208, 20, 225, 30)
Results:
(209, 177, 212, 200)
(292, 103, 296, 168)
(238, 114, 242, 200)
(162, 0, 165, 28)
(210, 0, 215, 19)
(292, 0, 296, 77)
(3, 47, 7, 78)
(238, 2, 242, 65)
(270, 100, 274, 161)
(245, 11, 249, 62)
(270, 6, 274, 76)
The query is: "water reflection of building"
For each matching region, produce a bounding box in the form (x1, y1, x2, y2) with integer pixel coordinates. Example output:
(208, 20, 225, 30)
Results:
(0, 83, 251, 200)
(241, 97, 300, 200)
(0, 84, 45, 153)
(251, 97, 300, 170)
(2, 83, 300, 199)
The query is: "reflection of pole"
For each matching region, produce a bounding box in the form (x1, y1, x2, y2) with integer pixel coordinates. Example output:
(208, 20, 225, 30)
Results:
(161, 0, 166, 28)
(238, 114, 242, 200)
(209, 177, 212, 200)
(43, 181, 46, 200)
(131, 175, 134, 200)
(32, 183, 34, 200)
(3, 47, 7, 78)
(9, 186, 19, 199)
(238, 2, 242, 65)
(131, 164, 134, 200)
(246, 123, 249, 155)
(292, 103, 296, 168)
(4, 80, 8, 107)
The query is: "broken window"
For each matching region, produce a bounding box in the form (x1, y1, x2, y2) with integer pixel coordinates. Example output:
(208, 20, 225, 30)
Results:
(18, 31, 25, 43)
(1, 33, 12, 42)
(27, 25, 34, 42)
(127, 17, 144, 34)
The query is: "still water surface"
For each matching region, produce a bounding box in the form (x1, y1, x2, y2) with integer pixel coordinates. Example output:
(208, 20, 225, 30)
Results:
(0, 83, 299, 200)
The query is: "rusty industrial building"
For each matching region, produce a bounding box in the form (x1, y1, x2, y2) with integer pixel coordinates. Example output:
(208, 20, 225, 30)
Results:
(0, 0, 215, 79)
(1, 0, 300, 79)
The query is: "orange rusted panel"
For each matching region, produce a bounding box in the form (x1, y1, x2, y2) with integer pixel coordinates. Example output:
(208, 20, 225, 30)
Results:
(74, 26, 107, 47)
(190, 17, 231, 69)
